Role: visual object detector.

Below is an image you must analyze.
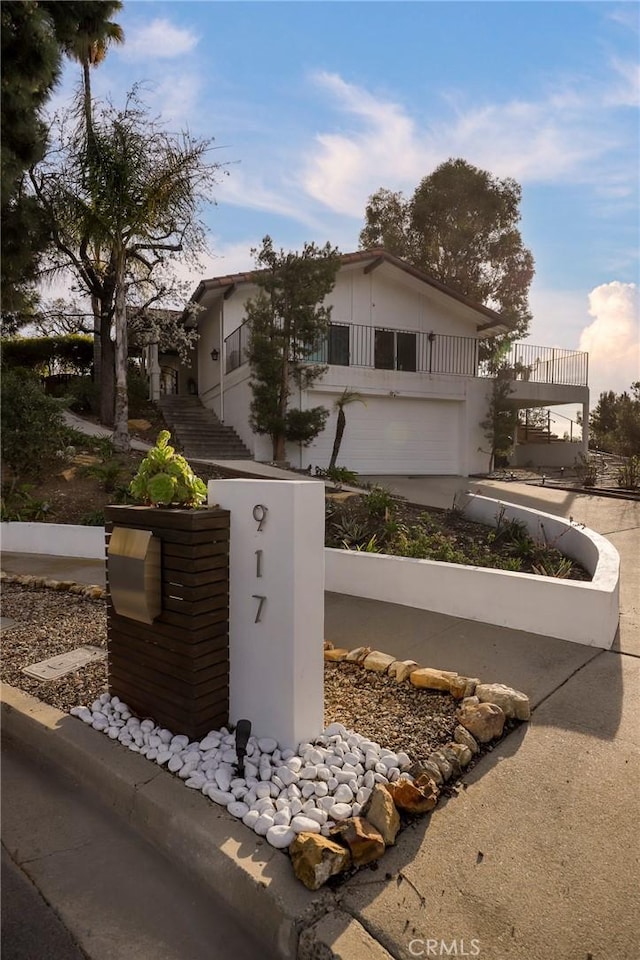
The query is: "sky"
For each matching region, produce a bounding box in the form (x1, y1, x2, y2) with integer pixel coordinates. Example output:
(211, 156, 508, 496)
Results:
(46, 0, 639, 409)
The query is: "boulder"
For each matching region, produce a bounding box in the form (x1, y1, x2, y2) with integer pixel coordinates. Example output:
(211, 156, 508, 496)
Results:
(409, 668, 458, 691)
(445, 742, 473, 767)
(345, 646, 371, 664)
(388, 660, 419, 683)
(324, 648, 349, 662)
(449, 676, 479, 699)
(362, 784, 400, 845)
(457, 701, 505, 743)
(475, 682, 531, 721)
(330, 817, 386, 866)
(289, 833, 352, 890)
(362, 651, 397, 673)
(453, 724, 480, 755)
(388, 775, 439, 815)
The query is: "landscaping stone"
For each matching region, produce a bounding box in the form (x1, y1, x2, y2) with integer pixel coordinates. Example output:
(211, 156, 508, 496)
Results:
(475, 682, 531, 720)
(453, 724, 480, 754)
(388, 775, 439, 815)
(409, 667, 457, 691)
(388, 659, 419, 682)
(362, 783, 400, 846)
(362, 651, 397, 673)
(323, 648, 350, 662)
(449, 675, 479, 699)
(330, 817, 385, 866)
(345, 646, 371, 664)
(457, 701, 506, 742)
(445, 742, 473, 767)
(289, 833, 352, 891)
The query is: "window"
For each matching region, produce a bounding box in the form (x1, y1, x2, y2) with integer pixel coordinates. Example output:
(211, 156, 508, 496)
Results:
(309, 323, 350, 365)
(374, 329, 417, 371)
(328, 324, 350, 366)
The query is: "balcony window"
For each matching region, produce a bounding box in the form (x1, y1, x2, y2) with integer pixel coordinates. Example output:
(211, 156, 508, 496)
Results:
(308, 323, 350, 365)
(374, 329, 416, 371)
(328, 323, 350, 366)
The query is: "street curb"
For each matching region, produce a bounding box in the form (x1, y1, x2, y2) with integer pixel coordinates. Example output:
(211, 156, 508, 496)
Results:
(0, 684, 341, 959)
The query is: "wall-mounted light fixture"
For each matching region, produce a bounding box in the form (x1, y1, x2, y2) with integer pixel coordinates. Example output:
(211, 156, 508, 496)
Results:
(210, 348, 220, 361)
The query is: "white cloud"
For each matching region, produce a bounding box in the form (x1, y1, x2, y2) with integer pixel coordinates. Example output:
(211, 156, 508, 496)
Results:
(119, 19, 199, 61)
(300, 66, 633, 217)
(579, 282, 640, 401)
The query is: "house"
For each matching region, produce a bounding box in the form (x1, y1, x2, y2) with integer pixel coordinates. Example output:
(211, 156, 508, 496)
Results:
(162, 249, 589, 476)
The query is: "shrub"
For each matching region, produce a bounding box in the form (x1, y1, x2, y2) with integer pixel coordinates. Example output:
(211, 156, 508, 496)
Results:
(364, 485, 396, 518)
(617, 456, 640, 490)
(325, 465, 359, 486)
(574, 452, 599, 486)
(129, 431, 207, 507)
(0, 482, 51, 521)
(0, 368, 66, 478)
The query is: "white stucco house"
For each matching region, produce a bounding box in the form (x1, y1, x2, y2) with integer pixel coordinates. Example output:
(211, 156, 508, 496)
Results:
(163, 249, 589, 476)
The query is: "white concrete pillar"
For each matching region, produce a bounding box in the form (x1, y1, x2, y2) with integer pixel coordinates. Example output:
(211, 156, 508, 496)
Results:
(208, 479, 325, 749)
(581, 400, 589, 456)
(148, 342, 161, 401)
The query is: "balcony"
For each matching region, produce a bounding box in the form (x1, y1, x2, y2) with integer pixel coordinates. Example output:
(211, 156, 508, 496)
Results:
(224, 321, 588, 387)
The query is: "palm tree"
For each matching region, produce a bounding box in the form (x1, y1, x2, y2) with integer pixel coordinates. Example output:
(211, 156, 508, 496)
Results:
(61, 2, 125, 140)
(57, 2, 124, 419)
(329, 388, 366, 470)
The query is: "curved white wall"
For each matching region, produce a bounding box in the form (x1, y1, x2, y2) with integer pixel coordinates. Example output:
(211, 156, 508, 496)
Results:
(1, 522, 104, 558)
(3, 496, 621, 649)
(325, 494, 620, 649)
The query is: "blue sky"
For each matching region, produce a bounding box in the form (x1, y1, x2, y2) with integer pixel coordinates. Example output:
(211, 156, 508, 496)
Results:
(49, 0, 639, 404)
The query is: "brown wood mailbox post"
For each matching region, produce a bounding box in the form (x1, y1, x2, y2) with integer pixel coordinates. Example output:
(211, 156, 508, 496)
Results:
(104, 505, 230, 739)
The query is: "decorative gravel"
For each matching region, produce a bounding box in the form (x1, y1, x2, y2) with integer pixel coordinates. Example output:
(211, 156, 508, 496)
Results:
(1, 582, 459, 765)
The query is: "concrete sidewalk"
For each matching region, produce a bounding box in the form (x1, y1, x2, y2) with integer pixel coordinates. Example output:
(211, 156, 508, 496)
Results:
(2, 482, 639, 958)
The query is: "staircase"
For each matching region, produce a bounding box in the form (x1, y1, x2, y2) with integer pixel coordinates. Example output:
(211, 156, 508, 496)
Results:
(158, 395, 253, 461)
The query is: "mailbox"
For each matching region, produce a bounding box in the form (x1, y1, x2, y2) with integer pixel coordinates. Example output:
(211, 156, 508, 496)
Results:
(107, 526, 161, 624)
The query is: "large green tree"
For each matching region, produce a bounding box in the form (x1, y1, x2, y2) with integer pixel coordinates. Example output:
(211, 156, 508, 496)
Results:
(246, 236, 341, 463)
(360, 158, 534, 339)
(589, 384, 640, 457)
(32, 91, 223, 451)
(0, 1, 123, 333)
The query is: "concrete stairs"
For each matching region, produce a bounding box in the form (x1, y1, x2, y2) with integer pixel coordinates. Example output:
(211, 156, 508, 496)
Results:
(157, 395, 252, 461)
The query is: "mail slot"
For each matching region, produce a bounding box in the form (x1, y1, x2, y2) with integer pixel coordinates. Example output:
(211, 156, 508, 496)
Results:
(108, 526, 161, 624)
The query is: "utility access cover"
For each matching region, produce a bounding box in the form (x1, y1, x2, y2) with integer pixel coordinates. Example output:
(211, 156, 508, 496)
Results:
(22, 645, 106, 681)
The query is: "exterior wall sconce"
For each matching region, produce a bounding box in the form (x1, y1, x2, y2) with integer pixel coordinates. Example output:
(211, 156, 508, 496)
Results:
(210, 348, 220, 361)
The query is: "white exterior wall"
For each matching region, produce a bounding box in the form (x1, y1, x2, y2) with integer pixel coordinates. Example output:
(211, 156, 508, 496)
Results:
(197, 264, 497, 473)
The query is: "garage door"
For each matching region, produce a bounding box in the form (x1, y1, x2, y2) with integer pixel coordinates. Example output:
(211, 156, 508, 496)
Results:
(309, 395, 461, 475)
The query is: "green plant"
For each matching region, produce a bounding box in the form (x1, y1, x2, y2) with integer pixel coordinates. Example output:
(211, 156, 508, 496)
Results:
(329, 389, 366, 470)
(349, 534, 382, 553)
(531, 554, 573, 579)
(0, 367, 66, 478)
(82, 459, 123, 492)
(129, 430, 207, 507)
(0, 482, 51, 521)
(617, 456, 640, 490)
(364, 485, 396, 518)
(574, 452, 599, 486)
(80, 508, 106, 526)
(325, 465, 359, 486)
(328, 514, 371, 549)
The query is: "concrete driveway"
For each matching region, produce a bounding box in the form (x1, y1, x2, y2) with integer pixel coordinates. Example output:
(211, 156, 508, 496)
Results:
(326, 478, 640, 959)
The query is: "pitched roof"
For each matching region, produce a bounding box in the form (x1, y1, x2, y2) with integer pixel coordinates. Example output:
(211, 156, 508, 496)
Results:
(189, 248, 514, 333)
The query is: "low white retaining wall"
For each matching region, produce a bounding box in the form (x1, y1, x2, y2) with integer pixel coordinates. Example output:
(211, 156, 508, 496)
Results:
(1, 522, 104, 559)
(3, 497, 621, 649)
(326, 494, 620, 649)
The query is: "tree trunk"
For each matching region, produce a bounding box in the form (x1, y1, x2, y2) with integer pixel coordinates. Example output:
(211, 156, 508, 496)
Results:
(329, 408, 346, 470)
(273, 348, 289, 463)
(99, 307, 115, 426)
(112, 249, 130, 452)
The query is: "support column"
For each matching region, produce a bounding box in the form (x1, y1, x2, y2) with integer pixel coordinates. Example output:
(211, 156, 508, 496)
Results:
(581, 400, 590, 457)
(148, 341, 160, 401)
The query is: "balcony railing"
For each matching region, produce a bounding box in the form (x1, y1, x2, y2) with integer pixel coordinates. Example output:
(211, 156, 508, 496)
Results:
(223, 321, 588, 386)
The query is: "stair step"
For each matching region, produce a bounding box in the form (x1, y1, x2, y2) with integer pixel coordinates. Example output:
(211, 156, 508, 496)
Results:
(156, 394, 252, 461)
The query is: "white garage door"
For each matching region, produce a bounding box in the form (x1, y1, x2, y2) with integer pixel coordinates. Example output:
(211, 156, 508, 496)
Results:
(309, 395, 462, 475)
